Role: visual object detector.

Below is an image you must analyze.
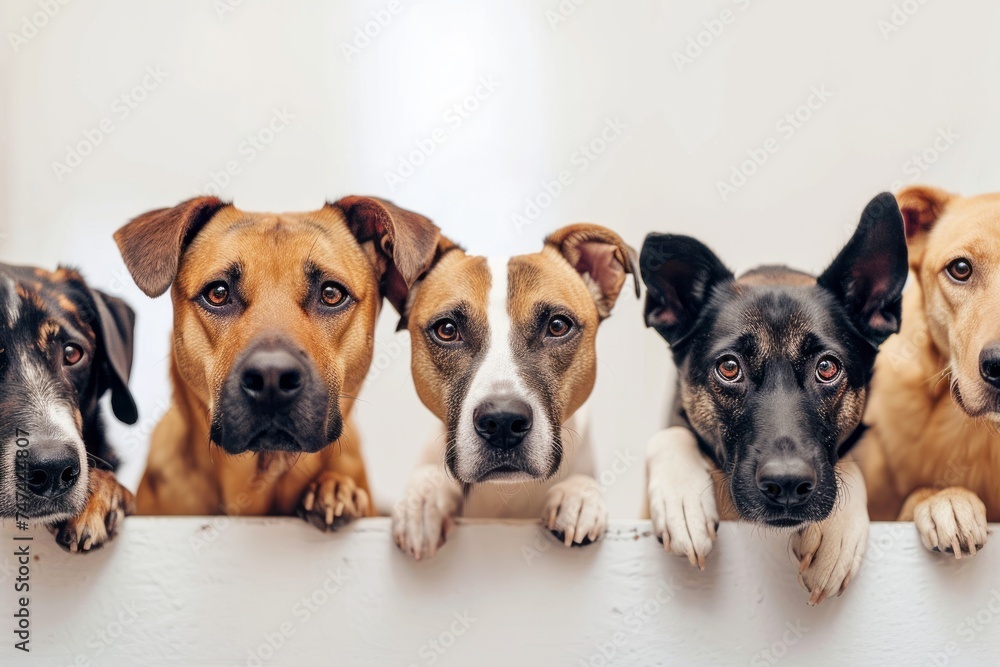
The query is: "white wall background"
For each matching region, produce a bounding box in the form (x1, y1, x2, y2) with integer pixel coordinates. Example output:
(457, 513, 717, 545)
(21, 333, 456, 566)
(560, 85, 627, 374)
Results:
(2, 0, 998, 518)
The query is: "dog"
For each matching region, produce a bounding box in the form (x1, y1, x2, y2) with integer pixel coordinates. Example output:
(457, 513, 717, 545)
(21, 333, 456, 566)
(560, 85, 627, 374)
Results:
(391, 224, 638, 559)
(859, 185, 999, 557)
(114, 196, 441, 529)
(0, 263, 137, 552)
(641, 192, 908, 604)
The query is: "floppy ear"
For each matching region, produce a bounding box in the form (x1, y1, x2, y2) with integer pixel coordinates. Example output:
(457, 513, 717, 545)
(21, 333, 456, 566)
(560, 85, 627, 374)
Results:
(896, 184, 954, 268)
(329, 196, 442, 316)
(544, 224, 640, 319)
(114, 197, 229, 297)
(640, 234, 733, 346)
(817, 192, 909, 347)
(88, 288, 138, 425)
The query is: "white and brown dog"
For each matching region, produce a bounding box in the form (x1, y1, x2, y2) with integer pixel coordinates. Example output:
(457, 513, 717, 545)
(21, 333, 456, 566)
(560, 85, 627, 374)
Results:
(391, 225, 638, 559)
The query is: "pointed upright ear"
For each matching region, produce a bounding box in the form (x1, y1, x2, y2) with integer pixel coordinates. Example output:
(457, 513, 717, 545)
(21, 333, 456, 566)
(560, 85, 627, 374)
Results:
(639, 234, 733, 346)
(544, 224, 640, 319)
(87, 288, 138, 425)
(330, 196, 442, 315)
(114, 197, 229, 297)
(817, 192, 909, 347)
(896, 184, 955, 268)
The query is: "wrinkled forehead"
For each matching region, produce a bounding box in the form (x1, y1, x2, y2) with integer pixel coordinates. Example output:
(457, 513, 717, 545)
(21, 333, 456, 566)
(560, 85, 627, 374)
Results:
(177, 207, 374, 294)
(706, 285, 842, 359)
(413, 248, 593, 322)
(0, 266, 93, 342)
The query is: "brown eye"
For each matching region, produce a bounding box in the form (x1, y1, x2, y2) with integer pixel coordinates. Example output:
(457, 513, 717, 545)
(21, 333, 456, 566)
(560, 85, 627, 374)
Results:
(321, 282, 347, 307)
(947, 258, 972, 282)
(433, 319, 461, 343)
(203, 281, 230, 307)
(63, 343, 83, 366)
(816, 356, 841, 383)
(547, 316, 572, 338)
(716, 355, 741, 382)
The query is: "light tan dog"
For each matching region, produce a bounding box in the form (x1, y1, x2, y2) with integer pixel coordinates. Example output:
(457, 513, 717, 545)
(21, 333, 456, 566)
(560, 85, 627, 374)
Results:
(392, 224, 638, 559)
(115, 196, 441, 529)
(859, 185, 998, 556)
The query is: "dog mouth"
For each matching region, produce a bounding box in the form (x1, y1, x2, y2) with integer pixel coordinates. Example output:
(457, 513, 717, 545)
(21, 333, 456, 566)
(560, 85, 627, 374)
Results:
(951, 377, 1000, 420)
(246, 427, 304, 453)
(760, 515, 809, 529)
(213, 416, 339, 455)
(473, 463, 539, 484)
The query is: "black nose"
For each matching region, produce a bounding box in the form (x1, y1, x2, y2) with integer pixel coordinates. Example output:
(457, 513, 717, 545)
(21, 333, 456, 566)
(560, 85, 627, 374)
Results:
(756, 458, 816, 508)
(239, 346, 306, 410)
(23, 443, 80, 499)
(980, 342, 1000, 389)
(473, 398, 533, 450)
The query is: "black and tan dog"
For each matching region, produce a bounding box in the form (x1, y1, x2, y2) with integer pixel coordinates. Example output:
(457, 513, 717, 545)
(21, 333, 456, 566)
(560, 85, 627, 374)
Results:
(0, 263, 137, 552)
(641, 193, 908, 604)
(115, 196, 441, 529)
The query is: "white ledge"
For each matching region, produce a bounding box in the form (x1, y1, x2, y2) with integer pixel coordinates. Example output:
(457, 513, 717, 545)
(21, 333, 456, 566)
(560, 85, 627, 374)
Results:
(2, 518, 999, 666)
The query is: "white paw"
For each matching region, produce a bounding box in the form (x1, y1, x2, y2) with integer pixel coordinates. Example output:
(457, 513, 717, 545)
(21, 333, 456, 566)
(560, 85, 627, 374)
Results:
(646, 428, 719, 569)
(791, 509, 868, 606)
(391, 465, 461, 560)
(543, 475, 607, 547)
(913, 487, 989, 558)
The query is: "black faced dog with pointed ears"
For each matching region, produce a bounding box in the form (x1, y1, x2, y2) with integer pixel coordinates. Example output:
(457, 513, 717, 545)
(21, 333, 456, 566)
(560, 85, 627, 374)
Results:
(640, 192, 908, 604)
(0, 263, 137, 552)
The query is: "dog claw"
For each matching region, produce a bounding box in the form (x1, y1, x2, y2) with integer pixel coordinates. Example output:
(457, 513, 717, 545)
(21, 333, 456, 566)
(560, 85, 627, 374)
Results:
(798, 552, 813, 574)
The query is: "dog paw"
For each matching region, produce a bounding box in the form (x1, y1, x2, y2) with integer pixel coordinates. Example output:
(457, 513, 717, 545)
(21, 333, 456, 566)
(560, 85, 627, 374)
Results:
(543, 475, 607, 547)
(791, 510, 868, 606)
(913, 487, 988, 558)
(648, 477, 718, 569)
(49, 469, 134, 554)
(646, 428, 719, 569)
(297, 472, 370, 532)
(391, 466, 461, 560)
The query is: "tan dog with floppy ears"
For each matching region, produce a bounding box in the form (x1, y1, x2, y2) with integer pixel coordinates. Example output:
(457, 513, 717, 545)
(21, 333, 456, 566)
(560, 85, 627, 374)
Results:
(392, 224, 638, 559)
(860, 185, 1000, 556)
(115, 196, 442, 529)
